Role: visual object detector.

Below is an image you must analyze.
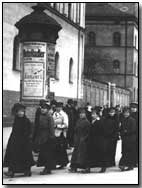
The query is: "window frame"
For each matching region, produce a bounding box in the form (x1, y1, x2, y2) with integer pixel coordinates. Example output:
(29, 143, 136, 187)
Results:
(113, 32, 121, 46)
(69, 58, 73, 84)
(88, 32, 96, 45)
(54, 52, 60, 80)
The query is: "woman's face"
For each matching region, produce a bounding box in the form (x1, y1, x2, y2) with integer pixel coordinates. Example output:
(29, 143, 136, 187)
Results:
(123, 111, 130, 118)
(41, 108, 48, 114)
(79, 112, 86, 119)
(17, 109, 25, 117)
(109, 111, 115, 117)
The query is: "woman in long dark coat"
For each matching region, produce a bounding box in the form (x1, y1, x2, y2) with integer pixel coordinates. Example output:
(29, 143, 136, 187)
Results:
(3, 103, 35, 178)
(33, 104, 56, 175)
(100, 107, 119, 172)
(87, 108, 105, 169)
(119, 107, 137, 171)
(69, 108, 91, 173)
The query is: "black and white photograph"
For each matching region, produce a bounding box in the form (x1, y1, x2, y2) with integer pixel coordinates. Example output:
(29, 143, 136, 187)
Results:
(2, 2, 139, 185)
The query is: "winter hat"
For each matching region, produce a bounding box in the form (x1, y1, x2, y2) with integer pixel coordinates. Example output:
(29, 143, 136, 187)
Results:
(11, 103, 26, 115)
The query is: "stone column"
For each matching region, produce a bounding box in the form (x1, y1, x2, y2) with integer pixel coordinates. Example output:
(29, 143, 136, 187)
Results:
(111, 83, 116, 107)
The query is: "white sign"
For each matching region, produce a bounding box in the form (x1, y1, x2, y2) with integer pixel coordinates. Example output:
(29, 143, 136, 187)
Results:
(22, 42, 46, 99)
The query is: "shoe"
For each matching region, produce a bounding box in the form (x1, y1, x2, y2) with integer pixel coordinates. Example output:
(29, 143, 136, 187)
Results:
(40, 168, 51, 175)
(99, 167, 106, 173)
(119, 166, 125, 171)
(68, 168, 77, 173)
(4, 171, 14, 178)
(126, 167, 134, 171)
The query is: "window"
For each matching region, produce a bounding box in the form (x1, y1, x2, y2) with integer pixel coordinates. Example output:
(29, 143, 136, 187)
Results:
(135, 35, 137, 48)
(55, 52, 59, 80)
(69, 58, 73, 83)
(113, 60, 120, 73)
(13, 35, 21, 71)
(88, 32, 96, 45)
(134, 88, 136, 101)
(134, 62, 138, 76)
(68, 3, 72, 19)
(136, 63, 138, 76)
(113, 32, 121, 46)
(53, 3, 58, 10)
(134, 62, 136, 75)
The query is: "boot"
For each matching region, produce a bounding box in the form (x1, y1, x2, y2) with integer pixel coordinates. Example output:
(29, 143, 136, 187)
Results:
(99, 167, 106, 173)
(4, 171, 14, 178)
(126, 166, 134, 171)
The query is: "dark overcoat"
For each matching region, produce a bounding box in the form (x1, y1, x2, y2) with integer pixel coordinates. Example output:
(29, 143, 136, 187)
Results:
(3, 116, 35, 172)
(64, 105, 75, 147)
(101, 116, 119, 167)
(131, 112, 138, 165)
(70, 118, 91, 169)
(87, 119, 105, 167)
(35, 113, 56, 168)
(119, 116, 137, 167)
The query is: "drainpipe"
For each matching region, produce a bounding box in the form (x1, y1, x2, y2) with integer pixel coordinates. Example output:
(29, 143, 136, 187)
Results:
(108, 82, 111, 107)
(77, 4, 81, 102)
(124, 20, 128, 88)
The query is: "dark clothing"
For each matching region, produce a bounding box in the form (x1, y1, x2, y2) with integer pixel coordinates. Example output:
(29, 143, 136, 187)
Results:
(114, 111, 123, 126)
(64, 105, 75, 147)
(131, 112, 138, 165)
(119, 116, 137, 167)
(3, 116, 35, 172)
(101, 116, 119, 167)
(55, 133, 69, 166)
(70, 118, 91, 169)
(86, 110, 92, 123)
(87, 119, 105, 167)
(34, 113, 56, 169)
(33, 107, 41, 142)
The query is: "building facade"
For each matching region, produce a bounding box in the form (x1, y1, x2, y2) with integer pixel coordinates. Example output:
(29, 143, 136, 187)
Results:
(84, 3, 138, 103)
(3, 3, 85, 126)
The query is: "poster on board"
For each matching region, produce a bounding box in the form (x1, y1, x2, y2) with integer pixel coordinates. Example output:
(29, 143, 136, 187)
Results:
(22, 42, 46, 99)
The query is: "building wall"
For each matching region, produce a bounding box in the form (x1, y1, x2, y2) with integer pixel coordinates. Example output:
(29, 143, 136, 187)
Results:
(85, 20, 138, 102)
(3, 3, 85, 126)
(83, 79, 130, 107)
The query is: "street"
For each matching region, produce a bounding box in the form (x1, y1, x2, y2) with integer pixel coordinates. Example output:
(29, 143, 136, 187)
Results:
(3, 127, 138, 185)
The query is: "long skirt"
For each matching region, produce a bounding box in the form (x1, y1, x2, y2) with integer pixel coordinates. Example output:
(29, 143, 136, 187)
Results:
(55, 135, 69, 166)
(3, 136, 35, 173)
(119, 138, 136, 167)
(37, 138, 56, 169)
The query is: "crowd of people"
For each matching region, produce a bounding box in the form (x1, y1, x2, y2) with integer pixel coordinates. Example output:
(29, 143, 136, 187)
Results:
(3, 99, 138, 178)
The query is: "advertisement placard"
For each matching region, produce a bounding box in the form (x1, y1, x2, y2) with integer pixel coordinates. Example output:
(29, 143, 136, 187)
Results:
(22, 42, 46, 99)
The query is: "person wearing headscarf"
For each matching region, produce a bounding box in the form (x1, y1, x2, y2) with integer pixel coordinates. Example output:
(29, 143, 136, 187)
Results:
(119, 107, 137, 171)
(3, 103, 35, 178)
